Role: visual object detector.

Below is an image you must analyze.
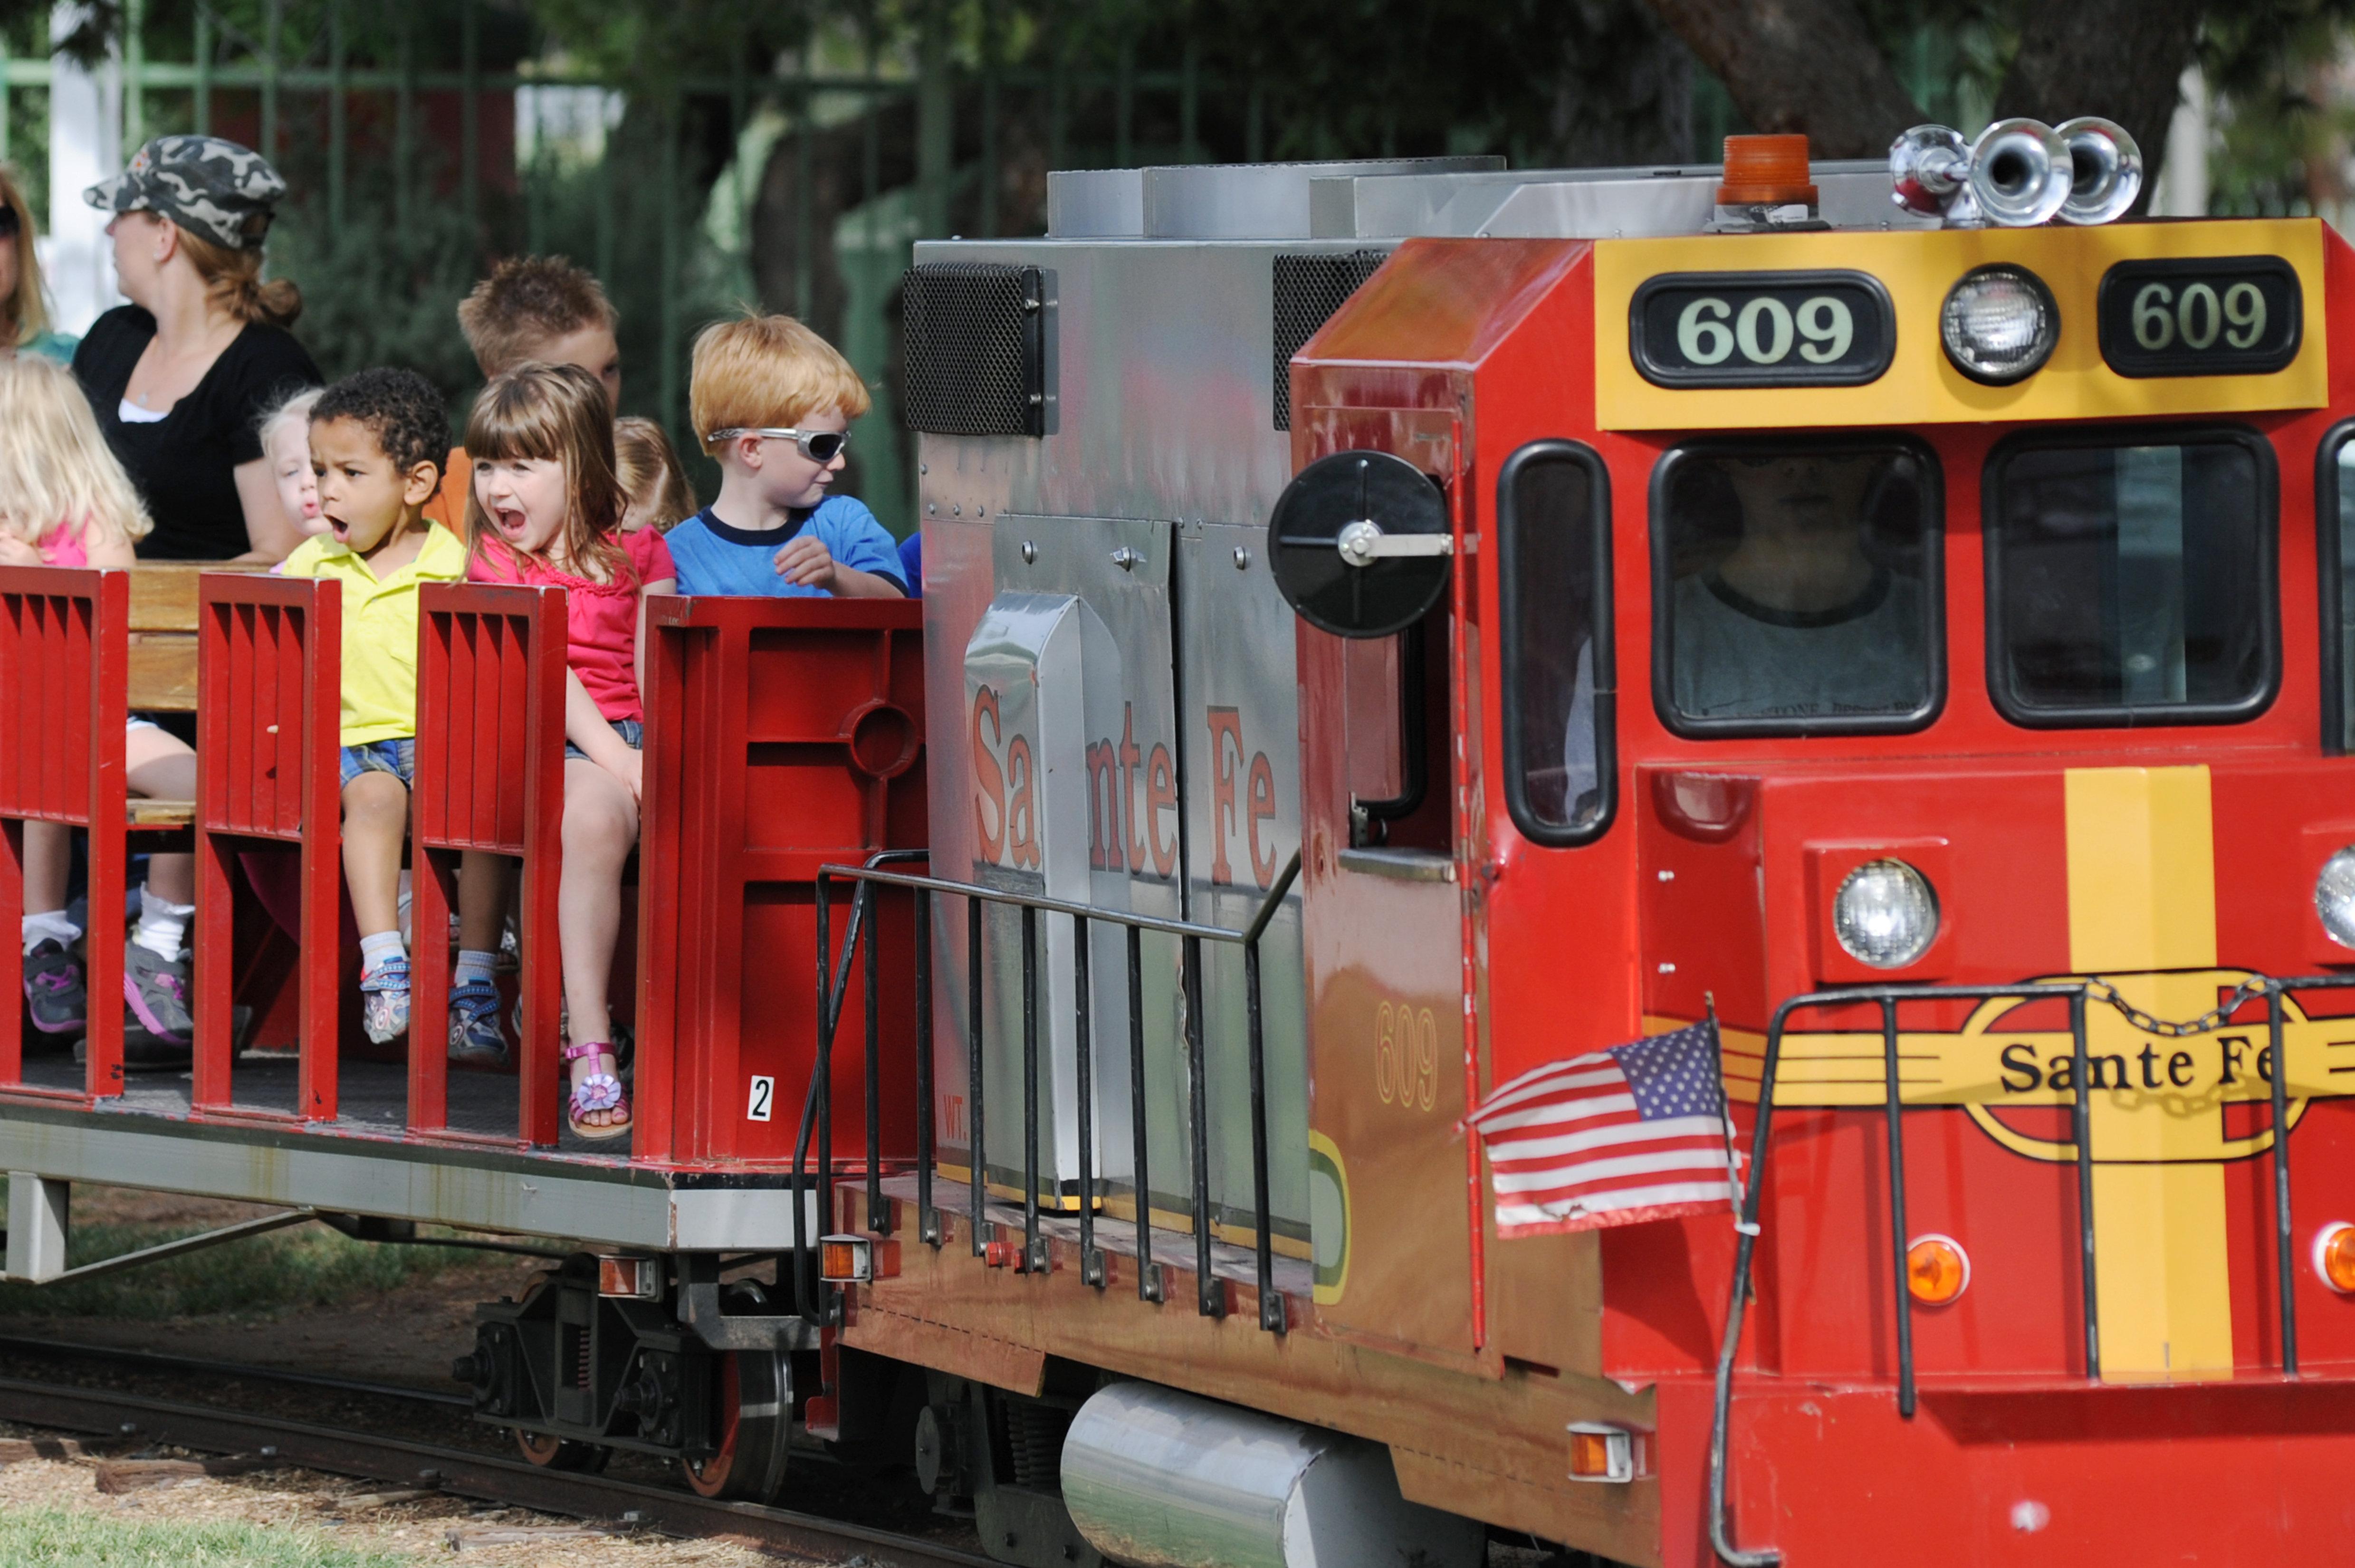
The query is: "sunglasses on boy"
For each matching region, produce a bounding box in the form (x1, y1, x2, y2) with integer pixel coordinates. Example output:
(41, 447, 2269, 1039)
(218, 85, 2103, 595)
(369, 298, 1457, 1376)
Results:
(707, 427, 851, 463)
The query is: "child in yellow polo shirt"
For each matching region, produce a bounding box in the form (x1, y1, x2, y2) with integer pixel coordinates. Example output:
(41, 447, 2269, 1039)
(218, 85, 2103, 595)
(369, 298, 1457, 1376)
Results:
(279, 369, 466, 1044)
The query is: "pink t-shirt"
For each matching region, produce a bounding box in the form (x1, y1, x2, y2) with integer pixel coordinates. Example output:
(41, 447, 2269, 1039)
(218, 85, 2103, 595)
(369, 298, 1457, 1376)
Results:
(468, 526, 675, 724)
(35, 520, 89, 567)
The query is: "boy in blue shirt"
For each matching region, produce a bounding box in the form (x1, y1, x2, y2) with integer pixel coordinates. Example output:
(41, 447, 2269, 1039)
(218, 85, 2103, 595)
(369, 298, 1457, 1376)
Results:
(669, 314, 906, 598)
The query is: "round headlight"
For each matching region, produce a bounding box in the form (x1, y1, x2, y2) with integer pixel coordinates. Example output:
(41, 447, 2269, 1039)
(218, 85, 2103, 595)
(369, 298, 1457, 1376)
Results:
(1834, 859, 1940, 970)
(1940, 264, 2058, 384)
(2316, 847, 2355, 948)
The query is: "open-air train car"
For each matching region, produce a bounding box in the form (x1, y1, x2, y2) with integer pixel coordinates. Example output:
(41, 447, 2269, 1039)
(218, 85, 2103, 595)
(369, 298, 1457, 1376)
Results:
(8, 125, 2355, 1567)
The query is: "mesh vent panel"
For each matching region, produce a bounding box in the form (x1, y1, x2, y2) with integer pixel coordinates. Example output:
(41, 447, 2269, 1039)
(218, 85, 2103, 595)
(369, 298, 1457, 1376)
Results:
(1272, 250, 1389, 431)
(902, 262, 1047, 438)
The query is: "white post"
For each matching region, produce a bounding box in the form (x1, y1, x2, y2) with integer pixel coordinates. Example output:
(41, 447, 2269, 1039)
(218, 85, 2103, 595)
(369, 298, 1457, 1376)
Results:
(47, 0, 122, 336)
(5, 1172, 69, 1282)
(2152, 65, 2211, 220)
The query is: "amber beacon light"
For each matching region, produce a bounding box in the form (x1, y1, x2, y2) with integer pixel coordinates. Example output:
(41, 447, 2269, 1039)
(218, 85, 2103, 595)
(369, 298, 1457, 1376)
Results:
(1906, 1234, 1971, 1306)
(1714, 134, 1819, 229)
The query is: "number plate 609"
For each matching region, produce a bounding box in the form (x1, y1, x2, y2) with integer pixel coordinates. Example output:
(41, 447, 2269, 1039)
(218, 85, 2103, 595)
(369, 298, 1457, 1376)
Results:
(2097, 256, 2302, 378)
(1631, 270, 1895, 389)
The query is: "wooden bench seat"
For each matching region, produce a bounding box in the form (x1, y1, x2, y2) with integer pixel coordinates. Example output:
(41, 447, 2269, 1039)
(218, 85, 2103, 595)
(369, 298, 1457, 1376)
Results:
(126, 562, 273, 715)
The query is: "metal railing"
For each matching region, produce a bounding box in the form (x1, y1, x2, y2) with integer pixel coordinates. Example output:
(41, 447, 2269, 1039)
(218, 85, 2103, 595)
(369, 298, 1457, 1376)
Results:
(1710, 970, 2355, 1568)
(793, 850, 1302, 1335)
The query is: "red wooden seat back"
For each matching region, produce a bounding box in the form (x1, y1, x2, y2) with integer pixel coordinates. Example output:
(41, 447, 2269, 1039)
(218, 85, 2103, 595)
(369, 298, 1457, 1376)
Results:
(0, 567, 130, 1099)
(410, 582, 567, 1145)
(638, 594, 927, 1165)
(191, 575, 342, 1120)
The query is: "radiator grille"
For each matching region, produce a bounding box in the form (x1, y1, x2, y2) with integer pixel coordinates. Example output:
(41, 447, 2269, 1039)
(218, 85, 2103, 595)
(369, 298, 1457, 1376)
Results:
(901, 262, 1047, 438)
(1272, 249, 1388, 431)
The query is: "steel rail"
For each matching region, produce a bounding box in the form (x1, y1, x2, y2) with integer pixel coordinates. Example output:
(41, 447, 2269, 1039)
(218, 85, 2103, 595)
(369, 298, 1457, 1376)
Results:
(0, 1375, 993, 1568)
(0, 1333, 468, 1408)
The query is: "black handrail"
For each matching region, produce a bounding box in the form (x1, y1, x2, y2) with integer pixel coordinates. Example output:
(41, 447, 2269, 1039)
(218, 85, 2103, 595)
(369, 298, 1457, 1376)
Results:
(1710, 971, 2353, 1567)
(810, 851, 1304, 1335)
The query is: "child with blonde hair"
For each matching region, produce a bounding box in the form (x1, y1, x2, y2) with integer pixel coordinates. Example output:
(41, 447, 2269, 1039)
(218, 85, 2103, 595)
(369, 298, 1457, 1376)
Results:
(0, 357, 201, 1056)
(463, 363, 674, 1137)
(257, 386, 327, 541)
(613, 416, 696, 533)
(668, 314, 903, 597)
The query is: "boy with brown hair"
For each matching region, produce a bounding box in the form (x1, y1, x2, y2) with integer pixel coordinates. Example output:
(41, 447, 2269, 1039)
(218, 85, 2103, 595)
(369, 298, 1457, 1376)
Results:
(667, 314, 903, 598)
(421, 255, 621, 530)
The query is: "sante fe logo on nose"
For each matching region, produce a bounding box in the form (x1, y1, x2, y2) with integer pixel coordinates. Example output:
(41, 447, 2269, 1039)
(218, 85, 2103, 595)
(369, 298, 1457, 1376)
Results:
(1741, 968, 2351, 1166)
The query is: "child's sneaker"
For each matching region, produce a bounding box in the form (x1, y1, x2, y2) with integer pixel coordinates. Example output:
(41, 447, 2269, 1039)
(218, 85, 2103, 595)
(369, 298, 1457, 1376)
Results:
(23, 940, 86, 1035)
(122, 942, 194, 1046)
(447, 978, 507, 1067)
(360, 953, 412, 1044)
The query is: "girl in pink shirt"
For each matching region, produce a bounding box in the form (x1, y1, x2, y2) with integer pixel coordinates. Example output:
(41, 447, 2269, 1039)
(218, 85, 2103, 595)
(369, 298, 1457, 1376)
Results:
(0, 356, 203, 1050)
(463, 363, 674, 1140)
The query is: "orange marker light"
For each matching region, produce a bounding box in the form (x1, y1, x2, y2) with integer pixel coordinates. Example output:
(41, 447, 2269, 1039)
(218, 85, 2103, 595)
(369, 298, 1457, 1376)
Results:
(596, 1255, 659, 1300)
(2313, 1223, 2355, 1294)
(1906, 1233, 1970, 1306)
(1566, 1423, 1636, 1484)
(820, 1234, 901, 1284)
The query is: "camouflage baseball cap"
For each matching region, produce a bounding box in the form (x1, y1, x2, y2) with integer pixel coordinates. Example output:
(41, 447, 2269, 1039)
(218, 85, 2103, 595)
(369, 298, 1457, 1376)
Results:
(83, 135, 286, 252)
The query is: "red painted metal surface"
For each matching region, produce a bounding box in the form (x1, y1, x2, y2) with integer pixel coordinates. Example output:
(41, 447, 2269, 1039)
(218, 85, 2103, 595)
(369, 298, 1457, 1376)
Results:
(409, 582, 568, 1147)
(0, 568, 130, 1101)
(639, 594, 927, 1167)
(192, 574, 342, 1122)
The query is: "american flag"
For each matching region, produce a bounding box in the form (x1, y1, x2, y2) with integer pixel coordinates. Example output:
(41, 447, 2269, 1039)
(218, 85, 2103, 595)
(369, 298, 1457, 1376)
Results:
(1465, 1020, 1736, 1238)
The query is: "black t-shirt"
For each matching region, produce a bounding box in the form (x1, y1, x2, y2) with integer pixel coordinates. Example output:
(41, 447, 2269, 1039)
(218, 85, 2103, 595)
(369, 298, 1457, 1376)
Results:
(72, 306, 322, 560)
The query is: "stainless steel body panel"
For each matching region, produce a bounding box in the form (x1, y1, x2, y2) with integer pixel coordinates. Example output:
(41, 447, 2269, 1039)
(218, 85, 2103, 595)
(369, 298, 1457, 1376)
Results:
(1310, 158, 1938, 239)
(917, 235, 1363, 1239)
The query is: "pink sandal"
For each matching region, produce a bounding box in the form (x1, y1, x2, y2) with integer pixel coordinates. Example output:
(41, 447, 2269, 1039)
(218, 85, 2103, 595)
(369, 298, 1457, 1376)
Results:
(563, 1041, 632, 1142)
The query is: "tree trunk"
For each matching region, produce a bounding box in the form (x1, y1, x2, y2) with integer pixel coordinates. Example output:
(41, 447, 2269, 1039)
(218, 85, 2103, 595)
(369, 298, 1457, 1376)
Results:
(1642, 0, 1924, 159)
(1992, 0, 2202, 199)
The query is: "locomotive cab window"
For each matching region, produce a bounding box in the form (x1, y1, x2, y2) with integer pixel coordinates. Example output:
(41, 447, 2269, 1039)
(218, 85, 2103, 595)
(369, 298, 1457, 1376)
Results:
(1986, 428, 2276, 727)
(2319, 426, 2355, 751)
(1651, 437, 1942, 735)
(1500, 441, 1613, 843)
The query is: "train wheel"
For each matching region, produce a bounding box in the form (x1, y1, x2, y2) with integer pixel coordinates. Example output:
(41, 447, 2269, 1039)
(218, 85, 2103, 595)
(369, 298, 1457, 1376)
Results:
(514, 1427, 611, 1472)
(680, 1346, 792, 1503)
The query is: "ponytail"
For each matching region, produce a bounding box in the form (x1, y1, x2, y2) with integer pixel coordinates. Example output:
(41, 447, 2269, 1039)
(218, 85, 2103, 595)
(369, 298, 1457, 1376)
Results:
(173, 222, 302, 330)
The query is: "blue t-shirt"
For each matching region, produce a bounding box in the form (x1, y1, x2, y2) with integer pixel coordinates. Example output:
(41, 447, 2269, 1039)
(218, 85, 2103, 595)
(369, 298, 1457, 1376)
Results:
(899, 531, 922, 599)
(666, 496, 907, 598)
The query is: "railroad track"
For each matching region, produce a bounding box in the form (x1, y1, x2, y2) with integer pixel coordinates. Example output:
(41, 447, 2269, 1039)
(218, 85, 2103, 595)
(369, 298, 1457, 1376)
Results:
(0, 1351, 992, 1568)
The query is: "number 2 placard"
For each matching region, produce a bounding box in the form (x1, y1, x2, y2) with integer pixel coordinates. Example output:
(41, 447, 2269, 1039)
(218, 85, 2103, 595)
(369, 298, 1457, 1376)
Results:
(1631, 270, 1895, 389)
(2097, 256, 2302, 378)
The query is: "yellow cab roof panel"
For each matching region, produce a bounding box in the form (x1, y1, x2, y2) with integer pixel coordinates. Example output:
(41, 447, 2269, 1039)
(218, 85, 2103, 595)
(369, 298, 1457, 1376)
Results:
(1592, 218, 2327, 430)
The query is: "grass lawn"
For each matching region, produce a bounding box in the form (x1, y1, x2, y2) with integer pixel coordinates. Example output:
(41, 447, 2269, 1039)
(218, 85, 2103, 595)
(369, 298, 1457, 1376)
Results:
(0, 1181, 502, 1321)
(0, 1507, 410, 1566)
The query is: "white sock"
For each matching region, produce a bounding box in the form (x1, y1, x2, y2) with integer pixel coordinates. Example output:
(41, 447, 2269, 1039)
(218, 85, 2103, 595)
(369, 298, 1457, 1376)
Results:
(131, 886, 193, 961)
(454, 949, 497, 989)
(359, 931, 407, 975)
(22, 910, 80, 955)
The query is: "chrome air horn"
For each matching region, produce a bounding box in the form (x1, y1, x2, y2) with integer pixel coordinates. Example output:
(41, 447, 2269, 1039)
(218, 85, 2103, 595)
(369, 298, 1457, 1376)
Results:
(1891, 118, 2082, 228)
(2054, 116, 2142, 225)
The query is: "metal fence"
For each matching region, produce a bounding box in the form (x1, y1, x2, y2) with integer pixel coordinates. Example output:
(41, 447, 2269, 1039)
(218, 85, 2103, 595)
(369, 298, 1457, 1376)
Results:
(5, 1, 1229, 529)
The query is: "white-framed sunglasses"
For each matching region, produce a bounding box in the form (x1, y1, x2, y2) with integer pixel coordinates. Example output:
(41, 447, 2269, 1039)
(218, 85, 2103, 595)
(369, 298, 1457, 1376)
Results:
(707, 427, 851, 462)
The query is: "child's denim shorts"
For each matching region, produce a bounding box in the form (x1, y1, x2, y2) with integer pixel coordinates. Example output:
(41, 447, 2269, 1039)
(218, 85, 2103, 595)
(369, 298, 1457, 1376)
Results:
(339, 737, 417, 786)
(565, 718, 644, 764)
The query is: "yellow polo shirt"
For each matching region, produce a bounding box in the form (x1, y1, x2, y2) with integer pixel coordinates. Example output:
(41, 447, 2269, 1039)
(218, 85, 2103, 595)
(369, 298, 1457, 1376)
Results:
(279, 524, 469, 746)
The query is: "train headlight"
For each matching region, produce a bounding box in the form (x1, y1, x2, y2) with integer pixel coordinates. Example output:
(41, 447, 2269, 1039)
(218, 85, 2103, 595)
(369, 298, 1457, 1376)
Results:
(2313, 1222, 2355, 1294)
(1833, 859, 1940, 970)
(2315, 848, 2355, 949)
(1905, 1233, 1970, 1306)
(1941, 265, 2058, 384)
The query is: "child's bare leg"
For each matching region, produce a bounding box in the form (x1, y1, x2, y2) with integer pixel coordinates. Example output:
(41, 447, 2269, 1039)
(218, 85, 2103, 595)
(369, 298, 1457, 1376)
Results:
(456, 851, 511, 954)
(125, 727, 197, 910)
(343, 769, 414, 1043)
(558, 757, 637, 1128)
(341, 774, 409, 938)
(22, 822, 70, 919)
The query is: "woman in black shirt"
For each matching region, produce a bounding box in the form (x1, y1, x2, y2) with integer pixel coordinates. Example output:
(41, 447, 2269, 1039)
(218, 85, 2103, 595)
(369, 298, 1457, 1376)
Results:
(75, 135, 321, 562)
